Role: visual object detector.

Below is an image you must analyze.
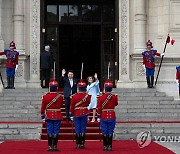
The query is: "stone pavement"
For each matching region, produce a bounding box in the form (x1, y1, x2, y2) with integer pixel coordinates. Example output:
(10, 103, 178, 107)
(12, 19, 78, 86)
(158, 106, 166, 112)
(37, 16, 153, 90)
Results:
(157, 142, 180, 154)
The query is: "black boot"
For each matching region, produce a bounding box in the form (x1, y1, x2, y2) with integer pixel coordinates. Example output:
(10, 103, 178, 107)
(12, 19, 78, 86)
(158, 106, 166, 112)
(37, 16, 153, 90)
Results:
(53, 134, 59, 151)
(76, 134, 81, 149)
(150, 76, 154, 88)
(107, 134, 113, 151)
(80, 133, 85, 149)
(10, 77, 15, 89)
(103, 135, 108, 151)
(47, 134, 53, 152)
(146, 77, 151, 88)
(5, 77, 10, 89)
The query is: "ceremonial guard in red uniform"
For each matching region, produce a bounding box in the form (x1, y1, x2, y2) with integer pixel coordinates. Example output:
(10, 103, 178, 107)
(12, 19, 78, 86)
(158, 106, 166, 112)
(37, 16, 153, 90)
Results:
(176, 66, 180, 96)
(70, 79, 91, 149)
(0, 41, 19, 89)
(142, 40, 163, 88)
(41, 79, 64, 152)
(97, 79, 118, 151)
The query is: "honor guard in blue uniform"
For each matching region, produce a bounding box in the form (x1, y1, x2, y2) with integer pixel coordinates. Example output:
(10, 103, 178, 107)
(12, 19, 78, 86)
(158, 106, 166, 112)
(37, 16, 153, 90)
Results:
(97, 79, 118, 151)
(0, 41, 19, 89)
(41, 79, 64, 152)
(70, 79, 91, 149)
(142, 40, 163, 88)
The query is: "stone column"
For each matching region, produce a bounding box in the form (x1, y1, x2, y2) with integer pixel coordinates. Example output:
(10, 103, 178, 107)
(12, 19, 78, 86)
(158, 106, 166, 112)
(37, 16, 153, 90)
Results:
(27, 0, 41, 88)
(0, 0, 4, 50)
(117, 0, 131, 88)
(13, 0, 25, 53)
(134, 0, 147, 53)
(0, 0, 4, 91)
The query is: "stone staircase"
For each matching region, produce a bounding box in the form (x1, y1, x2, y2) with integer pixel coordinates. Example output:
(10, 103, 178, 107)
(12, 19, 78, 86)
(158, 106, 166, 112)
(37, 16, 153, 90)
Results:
(0, 88, 180, 141)
(113, 88, 180, 140)
(0, 88, 46, 141)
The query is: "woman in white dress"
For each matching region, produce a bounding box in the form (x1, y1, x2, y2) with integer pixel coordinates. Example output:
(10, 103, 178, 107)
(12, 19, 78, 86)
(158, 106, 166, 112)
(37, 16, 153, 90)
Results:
(87, 73, 101, 122)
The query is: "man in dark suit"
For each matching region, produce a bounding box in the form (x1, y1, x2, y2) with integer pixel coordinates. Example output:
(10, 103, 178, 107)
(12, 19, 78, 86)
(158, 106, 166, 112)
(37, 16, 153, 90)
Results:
(60, 69, 77, 121)
(40, 45, 53, 88)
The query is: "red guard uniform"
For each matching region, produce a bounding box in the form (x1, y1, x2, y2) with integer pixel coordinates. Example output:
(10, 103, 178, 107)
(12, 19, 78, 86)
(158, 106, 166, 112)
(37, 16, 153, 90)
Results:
(0, 41, 19, 89)
(70, 93, 91, 117)
(70, 79, 91, 149)
(97, 79, 118, 151)
(0, 41, 19, 69)
(40, 79, 64, 152)
(97, 93, 118, 120)
(142, 40, 161, 88)
(41, 92, 64, 120)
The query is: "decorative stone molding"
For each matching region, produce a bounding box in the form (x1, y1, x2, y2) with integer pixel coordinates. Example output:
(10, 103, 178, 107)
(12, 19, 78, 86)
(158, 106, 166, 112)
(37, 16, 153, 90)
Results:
(31, 0, 39, 75)
(136, 62, 145, 77)
(15, 61, 23, 78)
(30, 0, 40, 79)
(121, 0, 128, 75)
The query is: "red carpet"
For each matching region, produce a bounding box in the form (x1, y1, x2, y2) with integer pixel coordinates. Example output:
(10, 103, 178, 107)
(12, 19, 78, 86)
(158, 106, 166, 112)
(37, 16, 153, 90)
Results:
(0, 140, 174, 154)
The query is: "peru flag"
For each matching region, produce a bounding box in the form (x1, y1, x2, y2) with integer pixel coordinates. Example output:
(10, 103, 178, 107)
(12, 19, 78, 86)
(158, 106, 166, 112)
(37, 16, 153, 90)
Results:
(166, 35, 175, 45)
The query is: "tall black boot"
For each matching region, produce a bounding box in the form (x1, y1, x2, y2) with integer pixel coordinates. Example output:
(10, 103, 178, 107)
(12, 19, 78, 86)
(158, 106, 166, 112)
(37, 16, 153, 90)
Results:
(53, 134, 59, 151)
(47, 134, 53, 152)
(150, 76, 154, 88)
(75, 134, 81, 149)
(103, 135, 108, 151)
(146, 77, 151, 88)
(10, 77, 15, 89)
(5, 77, 10, 89)
(107, 134, 113, 151)
(80, 133, 85, 149)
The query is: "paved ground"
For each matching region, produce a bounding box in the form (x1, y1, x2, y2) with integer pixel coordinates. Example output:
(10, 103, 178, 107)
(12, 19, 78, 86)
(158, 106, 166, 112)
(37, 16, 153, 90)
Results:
(157, 142, 180, 154)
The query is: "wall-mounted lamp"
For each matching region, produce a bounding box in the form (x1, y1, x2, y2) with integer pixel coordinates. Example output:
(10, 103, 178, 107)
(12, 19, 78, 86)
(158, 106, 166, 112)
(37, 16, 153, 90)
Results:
(42, 28, 46, 33)
(115, 28, 118, 33)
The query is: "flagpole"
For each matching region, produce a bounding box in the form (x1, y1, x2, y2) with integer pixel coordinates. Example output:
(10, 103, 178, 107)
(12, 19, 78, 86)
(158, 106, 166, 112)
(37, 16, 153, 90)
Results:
(155, 34, 169, 86)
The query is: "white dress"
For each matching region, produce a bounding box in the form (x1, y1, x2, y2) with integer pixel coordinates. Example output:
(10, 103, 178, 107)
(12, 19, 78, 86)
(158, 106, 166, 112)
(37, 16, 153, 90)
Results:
(87, 80, 101, 110)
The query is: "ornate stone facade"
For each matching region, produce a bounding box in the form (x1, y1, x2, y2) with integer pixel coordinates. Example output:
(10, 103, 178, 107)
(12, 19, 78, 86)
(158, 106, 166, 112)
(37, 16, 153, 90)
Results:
(0, 0, 180, 97)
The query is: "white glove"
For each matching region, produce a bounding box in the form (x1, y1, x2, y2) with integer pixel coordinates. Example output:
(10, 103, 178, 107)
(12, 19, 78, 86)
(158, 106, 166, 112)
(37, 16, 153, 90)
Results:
(42, 118, 45, 122)
(15, 65, 18, 72)
(176, 80, 179, 85)
(62, 69, 66, 76)
(70, 116, 74, 121)
(97, 118, 100, 122)
(94, 73, 98, 79)
(143, 65, 146, 70)
(161, 53, 165, 57)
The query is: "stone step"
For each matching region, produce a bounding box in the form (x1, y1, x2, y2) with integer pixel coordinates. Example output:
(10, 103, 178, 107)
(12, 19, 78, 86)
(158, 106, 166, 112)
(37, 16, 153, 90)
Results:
(119, 96, 174, 101)
(0, 123, 41, 141)
(115, 108, 180, 113)
(114, 123, 180, 140)
(116, 104, 178, 109)
(113, 88, 157, 93)
(118, 92, 166, 97)
(2, 88, 47, 93)
(116, 113, 180, 121)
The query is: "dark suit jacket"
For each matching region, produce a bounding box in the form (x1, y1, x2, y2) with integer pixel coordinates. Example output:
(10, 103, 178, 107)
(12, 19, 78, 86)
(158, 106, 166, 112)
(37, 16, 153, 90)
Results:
(40, 51, 53, 69)
(60, 76, 77, 97)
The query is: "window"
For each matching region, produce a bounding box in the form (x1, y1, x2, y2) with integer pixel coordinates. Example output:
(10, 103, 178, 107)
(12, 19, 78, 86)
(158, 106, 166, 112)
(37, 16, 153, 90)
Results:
(47, 5, 58, 23)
